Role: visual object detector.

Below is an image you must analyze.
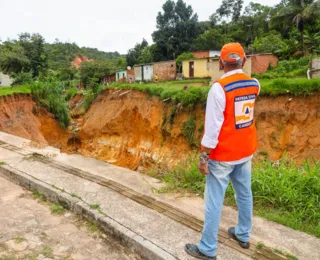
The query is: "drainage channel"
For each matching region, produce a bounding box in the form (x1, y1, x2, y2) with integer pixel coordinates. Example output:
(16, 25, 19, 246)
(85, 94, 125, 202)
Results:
(0, 140, 290, 260)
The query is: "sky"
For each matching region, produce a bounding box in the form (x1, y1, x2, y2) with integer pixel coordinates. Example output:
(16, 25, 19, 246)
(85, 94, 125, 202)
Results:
(0, 0, 280, 54)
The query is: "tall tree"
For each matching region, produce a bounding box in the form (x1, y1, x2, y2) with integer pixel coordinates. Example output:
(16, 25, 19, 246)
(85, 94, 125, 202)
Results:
(152, 0, 200, 61)
(271, 0, 320, 52)
(126, 39, 149, 66)
(18, 33, 48, 77)
(216, 0, 244, 22)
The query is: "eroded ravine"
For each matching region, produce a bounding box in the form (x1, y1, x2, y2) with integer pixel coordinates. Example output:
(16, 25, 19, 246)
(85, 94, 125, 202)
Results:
(1, 91, 319, 171)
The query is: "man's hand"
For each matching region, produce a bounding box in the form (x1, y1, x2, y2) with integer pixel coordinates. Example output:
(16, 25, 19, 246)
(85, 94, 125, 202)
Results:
(198, 161, 209, 175)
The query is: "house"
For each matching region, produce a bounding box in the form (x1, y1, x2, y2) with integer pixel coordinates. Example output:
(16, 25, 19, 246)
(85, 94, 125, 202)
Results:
(134, 63, 154, 81)
(0, 72, 13, 86)
(153, 61, 176, 81)
(192, 50, 221, 59)
(102, 72, 116, 85)
(182, 54, 278, 81)
(116, 69, 135, 83)
(134, 61, 177, 82)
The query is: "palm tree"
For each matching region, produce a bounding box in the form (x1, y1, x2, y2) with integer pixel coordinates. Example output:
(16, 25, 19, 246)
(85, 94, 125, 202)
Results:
(272, 0, 320, 54)
(304, 31, 320, 54)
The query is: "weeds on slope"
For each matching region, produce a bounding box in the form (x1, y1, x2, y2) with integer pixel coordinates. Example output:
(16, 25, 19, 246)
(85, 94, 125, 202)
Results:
(29, 81, 70, 129)
(155, 155, 320, 238)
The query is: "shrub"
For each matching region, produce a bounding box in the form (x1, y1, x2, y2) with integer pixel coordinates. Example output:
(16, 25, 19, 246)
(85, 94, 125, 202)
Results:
(182, 117, 196, 146)
(256, 56, 311, 79)
(159, 154, 320, 238)
(30, 81, 70, 129)
(65, 87, 78, 101)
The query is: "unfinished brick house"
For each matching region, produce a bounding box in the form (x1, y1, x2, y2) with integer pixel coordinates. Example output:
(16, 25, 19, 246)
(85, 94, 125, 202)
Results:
(153, 60, 176, 81)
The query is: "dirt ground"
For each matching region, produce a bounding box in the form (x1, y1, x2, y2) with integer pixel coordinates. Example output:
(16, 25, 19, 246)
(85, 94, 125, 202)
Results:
(0, 176, 140, 260)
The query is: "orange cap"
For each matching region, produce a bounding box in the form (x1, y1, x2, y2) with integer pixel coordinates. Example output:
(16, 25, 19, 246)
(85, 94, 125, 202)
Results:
(220, 42, 245, 63)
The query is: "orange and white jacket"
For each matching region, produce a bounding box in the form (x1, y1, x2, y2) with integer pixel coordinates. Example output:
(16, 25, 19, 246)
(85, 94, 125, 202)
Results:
(202, 69, 260, 164)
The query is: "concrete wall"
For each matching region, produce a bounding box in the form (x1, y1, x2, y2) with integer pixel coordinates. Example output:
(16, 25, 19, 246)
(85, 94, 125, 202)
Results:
(116, 70, 127, 81)
(134, 65, 153, 81)
(153, 61, 176, 81)
(134, 66, 142, 81)
(0, 73, 13, 86)
(182, 59, 212, 78)
(311, 57, 320, 78)
(211, 57, 252, 82)
(143, 65, 153, 81)
(251, 54, 278, 74)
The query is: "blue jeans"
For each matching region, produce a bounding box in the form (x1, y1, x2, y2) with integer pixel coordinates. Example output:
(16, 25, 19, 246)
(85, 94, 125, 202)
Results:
(198, 159, 253, 257)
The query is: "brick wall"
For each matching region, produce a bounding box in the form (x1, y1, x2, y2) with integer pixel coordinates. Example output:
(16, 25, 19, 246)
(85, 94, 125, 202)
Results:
(193, 51, 210, 59)
(251, 55, 278, 74)
(153, 61, 176, 81)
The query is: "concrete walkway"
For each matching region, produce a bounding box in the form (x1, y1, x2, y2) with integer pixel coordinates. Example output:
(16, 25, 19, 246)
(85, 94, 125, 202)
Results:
(0, 176, 139, 260)
(0, 131, 319, 260)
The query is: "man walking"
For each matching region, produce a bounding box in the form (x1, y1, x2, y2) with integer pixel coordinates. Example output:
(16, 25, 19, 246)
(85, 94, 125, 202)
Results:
(185, 43, 260, 260)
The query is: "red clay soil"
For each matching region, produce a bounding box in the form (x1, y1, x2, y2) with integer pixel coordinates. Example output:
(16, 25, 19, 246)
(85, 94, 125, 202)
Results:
(0, 94, 68, 148)
(0, 91, 319, 171)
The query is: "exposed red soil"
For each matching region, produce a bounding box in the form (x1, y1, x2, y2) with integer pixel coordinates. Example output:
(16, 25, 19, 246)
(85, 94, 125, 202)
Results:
(1, 91, 319, 170)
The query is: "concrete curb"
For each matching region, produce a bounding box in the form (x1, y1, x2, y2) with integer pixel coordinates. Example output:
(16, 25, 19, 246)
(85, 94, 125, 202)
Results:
(0, 165, 176, 260)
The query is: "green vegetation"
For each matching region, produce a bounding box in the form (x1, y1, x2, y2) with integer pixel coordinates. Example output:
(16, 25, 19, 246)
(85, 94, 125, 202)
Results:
(157, 155, 320, 238)
(108, 80, 210, 106)
(13, 237, 25, 244)
(182, 117, 197, 146)
(32, 192, 47, 201)
(0, 161, 7, 165)
(0, 86, 30, 96)
(89, 203, 101, 210)
(255, 56, 311, 79)
(50, 203, 66, 215)
(41, 245, 54, 258)
(259, 78, 320, 96)
(71, 193, 82, 199)
(273, 249, 298, 260)
(87, 222, 98, 233)
(51, 184, 65, 192)
(256, 242, 264, 249)
(29, 81, 70, 128)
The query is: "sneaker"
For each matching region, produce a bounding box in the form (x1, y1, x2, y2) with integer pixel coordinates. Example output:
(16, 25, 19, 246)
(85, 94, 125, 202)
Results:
(184, 244, 217, 260)
(228, 227, 250, 249)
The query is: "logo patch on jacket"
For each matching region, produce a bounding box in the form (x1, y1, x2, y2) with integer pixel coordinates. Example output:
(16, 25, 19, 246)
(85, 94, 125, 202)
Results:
(234, 94, 256, 129)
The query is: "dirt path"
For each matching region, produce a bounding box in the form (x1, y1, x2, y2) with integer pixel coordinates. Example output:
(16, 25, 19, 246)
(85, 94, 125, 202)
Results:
(0, 176, 140, 260)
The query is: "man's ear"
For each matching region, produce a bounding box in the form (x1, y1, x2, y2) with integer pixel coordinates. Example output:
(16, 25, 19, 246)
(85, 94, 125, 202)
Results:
(242, 57, 247, 67)
(219, 59, 224, 70)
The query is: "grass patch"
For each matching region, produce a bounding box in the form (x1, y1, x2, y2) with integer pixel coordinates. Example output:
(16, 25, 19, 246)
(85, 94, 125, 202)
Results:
(51, 184, 65, 192)
(256, 242, 264, 249)
(32, 192, 47, 201)
(13, 237, 25, 244)
(89, 203, 101, 210)
(273, 248, 298, 260)
(0, 161, 7, 165)
(41, 245, 54, 258)
(50, 203, 66, 215)
(107, 78, 320, 109)
(259, 78, 320, 96)
(87, 222, 98, 233)
(157, 154, 320, 238)
(71, 193, 81, 199)
(0, 86, 31, 96)
(108, 80, 210, 106)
